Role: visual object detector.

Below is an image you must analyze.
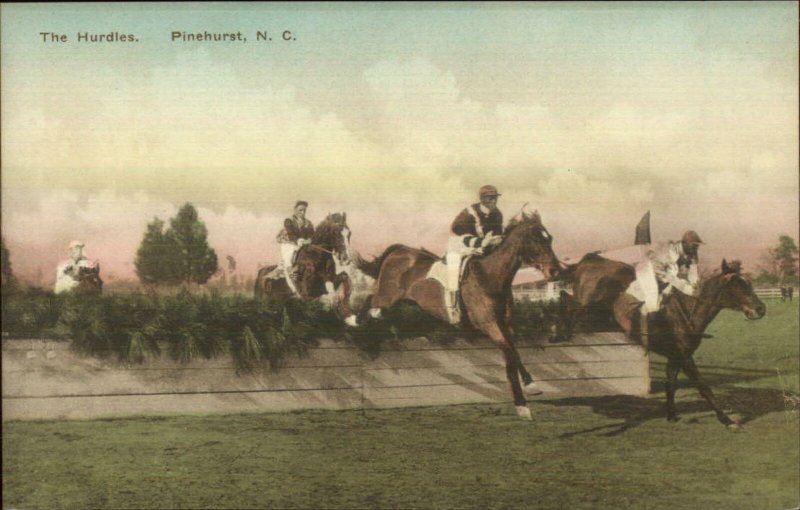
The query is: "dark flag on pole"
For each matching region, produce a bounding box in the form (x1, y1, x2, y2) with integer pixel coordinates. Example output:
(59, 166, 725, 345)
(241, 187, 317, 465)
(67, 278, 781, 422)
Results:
(635, 211, 651, 245)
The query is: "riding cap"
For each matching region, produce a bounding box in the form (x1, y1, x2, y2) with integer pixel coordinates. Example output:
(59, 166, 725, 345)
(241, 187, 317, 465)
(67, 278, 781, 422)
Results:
(294, 200, 308, 209)
(479, 185, 501, 198)
(682, 230, 704, 245)
(69, 240, 85, 249)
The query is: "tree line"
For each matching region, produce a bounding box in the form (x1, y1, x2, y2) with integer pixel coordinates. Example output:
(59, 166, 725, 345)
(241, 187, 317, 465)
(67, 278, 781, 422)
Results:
(1, 206, 798, 290)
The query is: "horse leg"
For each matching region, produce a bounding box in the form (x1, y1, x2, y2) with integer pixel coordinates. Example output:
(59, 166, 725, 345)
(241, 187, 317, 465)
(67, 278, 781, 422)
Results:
(368, 264, 408, 319)
(480, 321, 530, 420)
(504, 293, 515, 337)
(612, 293, 642, 338)
(681, 356, 738, 428)
(334, 273, 358, 327)
(498, 298, 541, 395)
(509, 339, 541, 395)
(665, 358, 681, 422)
(554, 290, 578, 342)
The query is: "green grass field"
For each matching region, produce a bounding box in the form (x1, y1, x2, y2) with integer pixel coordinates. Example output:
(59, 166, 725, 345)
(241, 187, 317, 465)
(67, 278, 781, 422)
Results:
(3, 300, 799, 510)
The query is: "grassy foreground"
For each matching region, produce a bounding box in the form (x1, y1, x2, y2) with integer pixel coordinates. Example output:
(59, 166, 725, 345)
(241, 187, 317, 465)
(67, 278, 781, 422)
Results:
(3, 300, 799, 510)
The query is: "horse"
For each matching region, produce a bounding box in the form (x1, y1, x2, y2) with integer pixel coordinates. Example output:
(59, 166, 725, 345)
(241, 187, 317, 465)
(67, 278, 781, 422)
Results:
(365, 210, 562, 420)
(254, 213, 357, 325)
(781, 286, 794, 302)
(558, 254, 766, 428)
(74, 264, 103, 294)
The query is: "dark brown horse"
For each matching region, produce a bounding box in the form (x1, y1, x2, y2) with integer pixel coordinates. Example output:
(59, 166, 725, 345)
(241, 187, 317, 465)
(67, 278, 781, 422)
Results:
(75, 264, 103, 294)
(254, 213, 356, 325)
(559, 254, 766, 428)
(366, 211, 561, 419)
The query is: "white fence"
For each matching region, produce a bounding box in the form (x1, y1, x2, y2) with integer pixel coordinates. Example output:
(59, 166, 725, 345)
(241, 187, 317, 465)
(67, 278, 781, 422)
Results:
(514, 286, 789, 302)
(754, 287, 789, 299)
(513, 281, 570, 302)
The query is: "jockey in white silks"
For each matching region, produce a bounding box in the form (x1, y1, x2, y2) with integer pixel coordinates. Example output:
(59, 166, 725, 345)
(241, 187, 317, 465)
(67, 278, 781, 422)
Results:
(445, 185, 505, 322)
(54, 240, 96, 294)
(624, 230, 704, 314)
(276, 201, 315, 296)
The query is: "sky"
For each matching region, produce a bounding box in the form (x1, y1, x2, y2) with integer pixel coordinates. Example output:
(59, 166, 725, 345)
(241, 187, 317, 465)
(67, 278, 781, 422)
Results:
(1, 2, 798, 285)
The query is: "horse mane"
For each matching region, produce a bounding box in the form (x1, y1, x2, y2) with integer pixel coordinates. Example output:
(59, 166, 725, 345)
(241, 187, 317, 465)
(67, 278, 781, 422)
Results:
(694, 259, 745, 297)
(312, 216, 344, 246)
(503, 212, 542, 237)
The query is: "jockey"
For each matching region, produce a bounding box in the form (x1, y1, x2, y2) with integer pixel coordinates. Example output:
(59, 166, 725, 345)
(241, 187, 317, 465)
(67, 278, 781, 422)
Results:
(445, 185, 505, 318)
(631, 230, 703, 314)
(276, 201, 315, 296)
(54, 240, 95, 294)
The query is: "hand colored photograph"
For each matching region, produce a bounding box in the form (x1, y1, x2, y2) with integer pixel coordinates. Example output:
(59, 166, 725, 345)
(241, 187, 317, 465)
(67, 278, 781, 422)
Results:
(2, 2, 798, 509)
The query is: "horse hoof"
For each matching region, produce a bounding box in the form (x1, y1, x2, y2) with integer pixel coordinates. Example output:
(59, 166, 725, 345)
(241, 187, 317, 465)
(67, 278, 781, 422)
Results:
(344, 315, 358, 327)
(726, 422, 741, 431)
(368, 308, 382, 319)
(515, 406, 533, 421)
(523, 381, 544, 395)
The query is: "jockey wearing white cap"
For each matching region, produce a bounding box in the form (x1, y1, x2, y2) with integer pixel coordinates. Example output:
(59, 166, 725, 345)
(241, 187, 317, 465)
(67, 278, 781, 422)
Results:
(54, 240, 96, 294)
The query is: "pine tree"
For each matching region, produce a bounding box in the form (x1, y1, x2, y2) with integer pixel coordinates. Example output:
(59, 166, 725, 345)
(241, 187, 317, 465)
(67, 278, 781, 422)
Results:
(1, 237, 17, 290)
(166, 203, 218, 285)
(135, 217, 180, 285)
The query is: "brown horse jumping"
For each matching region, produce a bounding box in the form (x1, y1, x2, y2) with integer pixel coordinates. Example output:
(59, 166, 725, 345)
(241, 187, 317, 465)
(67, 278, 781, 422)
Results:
(366, 211, 561, 419)
(254, 213, 356, 325)
(559, 254, 766, 428)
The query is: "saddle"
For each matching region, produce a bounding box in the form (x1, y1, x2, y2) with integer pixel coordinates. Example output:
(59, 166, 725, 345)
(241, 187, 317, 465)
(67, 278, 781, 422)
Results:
(426, 253, 475, 325)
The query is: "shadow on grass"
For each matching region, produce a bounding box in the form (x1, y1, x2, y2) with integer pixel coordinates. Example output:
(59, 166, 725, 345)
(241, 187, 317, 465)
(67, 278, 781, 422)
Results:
(541, 387, 788, 437)
(538, 360, 792, 437)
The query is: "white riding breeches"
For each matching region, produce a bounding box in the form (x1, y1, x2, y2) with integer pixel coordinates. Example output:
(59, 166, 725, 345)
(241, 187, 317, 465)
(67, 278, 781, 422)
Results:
(279, 243, 298, 271)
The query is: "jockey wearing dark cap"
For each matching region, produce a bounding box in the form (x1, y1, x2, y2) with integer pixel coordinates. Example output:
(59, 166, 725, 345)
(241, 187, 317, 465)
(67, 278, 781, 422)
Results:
(445, 185, 506, 321)
(450, 185, 505, 250)
(276, 200, 315, 296)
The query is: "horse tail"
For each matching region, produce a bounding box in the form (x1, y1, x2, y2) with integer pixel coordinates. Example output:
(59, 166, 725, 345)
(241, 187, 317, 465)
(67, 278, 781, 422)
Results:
(355, 244, 407, 279)
(557, 252, 606, 283)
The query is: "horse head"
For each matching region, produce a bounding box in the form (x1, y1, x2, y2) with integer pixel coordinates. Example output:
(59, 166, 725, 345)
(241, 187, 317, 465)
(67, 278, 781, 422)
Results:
(76, 263, 103, 293)
(703, 259, 765, 320)
(505, 209, 561, 280)
(315, 212, 351, 262)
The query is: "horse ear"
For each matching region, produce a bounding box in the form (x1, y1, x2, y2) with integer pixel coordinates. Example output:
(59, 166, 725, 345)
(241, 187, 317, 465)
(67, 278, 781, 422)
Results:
(531, 210, 541, 222)
(721, 258, 731, 273)
(342, 212, 346, 223)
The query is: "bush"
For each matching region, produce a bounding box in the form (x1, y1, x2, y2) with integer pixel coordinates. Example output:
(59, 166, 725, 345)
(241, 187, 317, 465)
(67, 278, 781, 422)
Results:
(1, 288, 563, 370)
(1, 287, 65, 339)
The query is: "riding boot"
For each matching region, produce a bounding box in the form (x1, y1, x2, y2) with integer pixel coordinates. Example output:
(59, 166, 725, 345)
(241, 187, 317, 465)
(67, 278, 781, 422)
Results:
(285, 268, 301, 297)
(447, 290, 461, 324)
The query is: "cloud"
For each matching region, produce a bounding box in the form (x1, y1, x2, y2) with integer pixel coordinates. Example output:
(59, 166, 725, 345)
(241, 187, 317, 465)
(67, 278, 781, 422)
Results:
(2, 51, 797, 282)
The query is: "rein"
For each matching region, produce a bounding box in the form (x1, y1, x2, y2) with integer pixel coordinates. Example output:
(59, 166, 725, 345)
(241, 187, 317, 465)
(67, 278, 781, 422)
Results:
(305, 242, 349, 261)
(305, 244, 337, 256)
